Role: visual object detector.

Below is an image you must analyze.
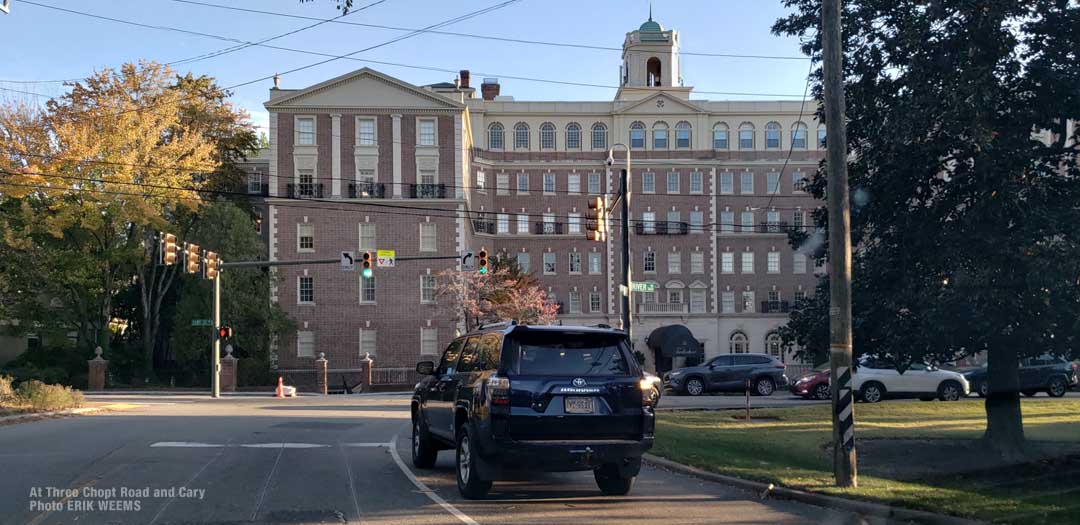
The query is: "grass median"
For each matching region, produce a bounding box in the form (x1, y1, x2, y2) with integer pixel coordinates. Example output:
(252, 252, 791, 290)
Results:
(652, 399, 1080, 524)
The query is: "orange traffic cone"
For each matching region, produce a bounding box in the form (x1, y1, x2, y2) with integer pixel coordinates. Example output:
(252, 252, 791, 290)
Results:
(275, 376, 284, 398)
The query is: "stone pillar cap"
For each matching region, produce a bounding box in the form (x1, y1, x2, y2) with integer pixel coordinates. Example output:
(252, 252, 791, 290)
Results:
(89, 346, 107, 362)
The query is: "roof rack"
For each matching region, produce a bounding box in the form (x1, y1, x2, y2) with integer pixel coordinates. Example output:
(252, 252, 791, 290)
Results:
(476, 319, 518, 330)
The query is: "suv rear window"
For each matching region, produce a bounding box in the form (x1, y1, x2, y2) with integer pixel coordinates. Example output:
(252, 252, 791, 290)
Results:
(507, 331, 632, 376)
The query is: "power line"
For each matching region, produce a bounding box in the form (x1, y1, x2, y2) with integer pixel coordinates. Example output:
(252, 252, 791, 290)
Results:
(764, 58, 816, 211)
(169, 0, 808, 61)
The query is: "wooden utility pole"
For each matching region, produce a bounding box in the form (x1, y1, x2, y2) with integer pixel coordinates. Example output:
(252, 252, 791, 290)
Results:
(822, 0, 857, 487)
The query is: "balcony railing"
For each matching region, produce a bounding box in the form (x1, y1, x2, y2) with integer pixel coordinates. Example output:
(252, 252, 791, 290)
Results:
(409, 183, 448, 199)
(634, 221, 689, 235)
(638, 303, 689, 314)
(285, 183, 324, 199)
(348, 182, 386, 199)
(472, 219, 496, 234)
(534, 221, 564, 235)
(761, 300, 792, 314)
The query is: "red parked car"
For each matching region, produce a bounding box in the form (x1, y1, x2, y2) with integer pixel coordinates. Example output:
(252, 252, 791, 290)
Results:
(790, 366, 831, 400)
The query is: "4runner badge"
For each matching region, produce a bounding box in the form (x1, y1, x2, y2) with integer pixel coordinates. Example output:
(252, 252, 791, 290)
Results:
(572, 378, 587, 387)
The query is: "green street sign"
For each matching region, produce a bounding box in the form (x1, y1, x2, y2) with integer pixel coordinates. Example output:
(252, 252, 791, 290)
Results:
(191, 319, 213, 327)
(630, 282, 656, 293)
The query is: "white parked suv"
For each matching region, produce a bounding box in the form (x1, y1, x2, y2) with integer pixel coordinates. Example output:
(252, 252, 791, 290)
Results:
(853, 358, 970, 403)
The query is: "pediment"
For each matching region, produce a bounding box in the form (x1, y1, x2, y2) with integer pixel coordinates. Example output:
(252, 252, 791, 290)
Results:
(615, 92, 705, 115)
(265, 68, 462, 110)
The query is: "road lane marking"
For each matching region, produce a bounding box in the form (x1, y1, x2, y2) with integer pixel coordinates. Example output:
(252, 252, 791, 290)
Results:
(342, 442, 393, 447)
(339, 444, 363, 524)
(250, 443, 285, 522)
(149, 440, 230, 525)
(151, 442, 224, 448)
(241, 443, 329, 449)
(149, 442, 339, 449)
(388, 430, 479, 525)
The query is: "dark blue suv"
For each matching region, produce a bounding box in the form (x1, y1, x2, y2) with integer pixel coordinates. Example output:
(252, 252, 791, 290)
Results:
(411, 322, 657, 499)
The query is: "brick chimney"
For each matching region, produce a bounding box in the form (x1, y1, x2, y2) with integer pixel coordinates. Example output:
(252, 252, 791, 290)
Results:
(481, 78, 500, 101)
(459, 70, 471, 89)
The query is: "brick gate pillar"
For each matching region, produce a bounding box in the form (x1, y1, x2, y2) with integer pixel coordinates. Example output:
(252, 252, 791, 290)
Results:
(87, 346, 108, 391)
(314, 352, 328, 395)
(361, 352, 374, 390)
(220, 345, 237, 393)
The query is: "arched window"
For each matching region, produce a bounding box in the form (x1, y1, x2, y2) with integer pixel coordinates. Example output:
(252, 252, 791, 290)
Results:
(565, 122, 582, 149)
(713, 123, 729, 149)
(730, 331, 749, 354)
(791, 122, 808, 149)
(591, 123, 608, 150)
(539, 122, 556, 150)
(765, 122, 782, 149)
(738, 123, 755, 150)
(647, 57, 662, 87)
(765, 332, 783, 361)
(652, 121, 669, 149)
(630, 122, 646, 149)
(675, 121, 692, 149)
(487, 122, 504, 150)
(817, 124, 827, 148)
(513, 122, 530, 150)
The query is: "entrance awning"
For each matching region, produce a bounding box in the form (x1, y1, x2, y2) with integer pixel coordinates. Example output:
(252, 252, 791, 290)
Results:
(645, 325, 702, 359)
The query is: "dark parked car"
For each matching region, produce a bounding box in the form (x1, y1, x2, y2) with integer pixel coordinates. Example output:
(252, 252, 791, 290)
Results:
(664, 353, 788, 396)
(962, 355, 1079, 398)
(410, 322, 657, 499)
(790, 366, 831, 400)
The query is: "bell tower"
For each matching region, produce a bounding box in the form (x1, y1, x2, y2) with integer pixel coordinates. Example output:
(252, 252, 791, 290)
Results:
(616, 8, 689, 101)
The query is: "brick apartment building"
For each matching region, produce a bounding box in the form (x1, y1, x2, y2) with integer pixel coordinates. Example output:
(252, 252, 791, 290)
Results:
(258, 16, 824, 381)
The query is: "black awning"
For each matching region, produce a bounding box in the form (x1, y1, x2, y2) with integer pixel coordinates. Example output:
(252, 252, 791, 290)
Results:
(646, 325, 702, 359)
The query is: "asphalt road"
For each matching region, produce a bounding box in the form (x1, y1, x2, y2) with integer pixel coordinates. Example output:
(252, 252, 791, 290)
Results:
(0, 394, 897, 525)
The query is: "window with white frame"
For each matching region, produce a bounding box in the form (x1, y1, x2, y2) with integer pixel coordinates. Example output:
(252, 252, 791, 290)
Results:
(496, 173, 509, 195)
(690, 171, 703, 193)
(517, 172, 529, 193)
(419, 223, 436, 252)
(740, 171, 754, 194)
(768, 290, 781, 311)
(543, 252, 556, 274)
(357, 118, 376, 146)
(690, 290, 706, 313)
(566, 123, 581, 149)
(794, 289, 807, 304)
(568, 174, 580, 194)
(675, 121, 691, 149)
(418, 119, 436, 146)
(739, 123, 754, 149)
(741, 211, 755, 233)
(794, 253, 808, 274)
(543, 172, 556, 194)
(588, 252, 602, 274)
(690, 211, 703, 233)
(641, 290, 656, 304)
(668, 252, 681, 273)
(419, 169, 436, 187)
(514, 123, 530, 149)
(713, 123, 730, 149)
(767, 172, 781, 194)
(488, 123, 504, 150)
(298, 224, 314, 252)
(792, 171, 807, 192)
(543, 213, 555, 233)
(592, 123, 608, 149)
(477, 171, 488, 192)
(630, 122, 645, 149)
(742, 291, 756, 312)
(721, 252, 734, 274)
(497, 213, 509, 234)
(296, 117, 315, 145)
(298, 169, 315, 197)
(517, 252, 530, 272)
(793, 209, 805, 230)
(720, 172, 734, 194)
(540, 123, 556, 149)
(568, 213, 581, 234)
(359, 223, 376, 251)
(653, 123, 669, 149)
(721, 211, 734, 233)
(792, 122, 808, 149)
(768, 251, 781, 274)
(248, 169, 263, 194)
(589, 292, 601, 312)
(691, 252, 704, 274)
(297, 331, 315, 357)
(642, 172, 655, 193)
(722, 291, 735, 313)
(569, 252, 582, 273)
(817, 125, 827, 148)
(360, 328, 377, 357)
(299, 276, 314, 304)
(517, 213, 529, 234)
(742, 252, 755, 273)
(642, 211, 656, 234)
(360, 275, 376, 303)
(730, 331, 749, 352)
(569, 291, 581, 313)
(357, 169, 376, 185)
(665, 290, 682, 305)
(588, 172, 601, 194)
(667, 211, 681, 230)
(765, 122, 781, 149)
(420, 328, 437, 356)
(667, 172, 680, 193)
(421, 275, 436, 303)
(643, 251, 656, 273)
(767, 210, 781, 232)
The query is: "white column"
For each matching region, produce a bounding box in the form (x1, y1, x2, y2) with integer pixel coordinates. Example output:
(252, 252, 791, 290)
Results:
(268, 113, 278, 197)
(392, 114, 403, 197)
(331, 114, 342, 197)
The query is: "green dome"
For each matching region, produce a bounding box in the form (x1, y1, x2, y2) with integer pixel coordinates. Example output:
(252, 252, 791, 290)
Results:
(639, 18, 663, 32)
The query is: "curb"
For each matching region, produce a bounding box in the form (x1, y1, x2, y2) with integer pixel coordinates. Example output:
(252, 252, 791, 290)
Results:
(642, 454, 985, 525)
(0, 406, 106, 425)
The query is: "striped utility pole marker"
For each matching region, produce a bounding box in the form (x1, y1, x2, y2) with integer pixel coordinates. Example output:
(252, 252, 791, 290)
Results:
(835, 365, 855, 452)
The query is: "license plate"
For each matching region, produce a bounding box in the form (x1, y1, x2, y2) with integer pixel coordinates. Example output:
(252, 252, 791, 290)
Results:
(564, 396, 594, 414)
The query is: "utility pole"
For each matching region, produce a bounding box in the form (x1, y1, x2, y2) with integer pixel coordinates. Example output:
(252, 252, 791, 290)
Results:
(822, 0, 857, 487)
(212, 272, 221, 398)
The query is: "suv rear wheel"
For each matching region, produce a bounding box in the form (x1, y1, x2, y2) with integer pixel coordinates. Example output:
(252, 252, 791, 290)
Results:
(411, 417, 438, 469)
(753, 377, 776, 396)
(684, 377, 706, 396)
(594, 464, 635, 495)
(860, 382, 885, 403)
(1048, 376, 1068, 398)
(456, 426, 492, 499)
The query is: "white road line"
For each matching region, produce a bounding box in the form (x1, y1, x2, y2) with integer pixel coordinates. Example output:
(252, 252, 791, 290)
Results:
(388, 430, 479, 525)
(151, 442, 224, 448)
(339, 443, 363, 525)
(149, 440, 230, 525)
(241, 443, 329, 449)
(342, 442, 393, 448)
(250, 444, 285, 522)
(149, 442, 335, 449)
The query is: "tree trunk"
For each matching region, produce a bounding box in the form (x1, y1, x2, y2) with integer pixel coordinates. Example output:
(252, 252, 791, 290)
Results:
(983, 347, 1025, 460)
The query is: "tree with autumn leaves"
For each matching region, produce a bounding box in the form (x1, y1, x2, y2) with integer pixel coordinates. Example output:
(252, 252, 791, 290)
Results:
(437, 256, 559, 331)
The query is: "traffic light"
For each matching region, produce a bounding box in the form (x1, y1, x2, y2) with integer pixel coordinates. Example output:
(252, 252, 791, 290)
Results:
(217, 326, 232, 340)
(478, 249, 488, 274)
(183, 243, 201, 274)
(203, 251, 220, 280)
(361, 251, 373, 278)
(160, 232, 179, 265)
(586, 197, 607, 242)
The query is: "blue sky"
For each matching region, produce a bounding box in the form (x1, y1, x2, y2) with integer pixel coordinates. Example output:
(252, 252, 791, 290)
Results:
(0, 0, 811, 135)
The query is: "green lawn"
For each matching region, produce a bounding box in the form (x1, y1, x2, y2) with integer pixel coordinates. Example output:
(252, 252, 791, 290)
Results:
(653, 399, 1080, 524)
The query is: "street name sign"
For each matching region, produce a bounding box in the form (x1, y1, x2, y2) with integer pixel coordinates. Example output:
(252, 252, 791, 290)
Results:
(377, 249, 396, 267)
(191, 319, 213, 327)
(630, 282, 656, 293)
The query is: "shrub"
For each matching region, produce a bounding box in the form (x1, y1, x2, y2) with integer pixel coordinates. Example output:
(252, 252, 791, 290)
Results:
(0, 375, 13, 402)
(15, 380, 85, 411)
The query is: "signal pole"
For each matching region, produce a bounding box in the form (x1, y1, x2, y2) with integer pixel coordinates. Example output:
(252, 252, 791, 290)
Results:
(822, 0, 857, 487)
(212, 272, 221, 399)
(607, 144, 632, 344)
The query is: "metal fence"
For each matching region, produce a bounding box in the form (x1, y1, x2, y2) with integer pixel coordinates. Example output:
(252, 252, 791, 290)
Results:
(371, 367, 421, 385)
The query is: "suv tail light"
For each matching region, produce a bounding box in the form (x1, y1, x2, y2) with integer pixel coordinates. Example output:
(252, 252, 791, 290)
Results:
(639, 378, 659, 408)
(487, 376, 511, 407)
